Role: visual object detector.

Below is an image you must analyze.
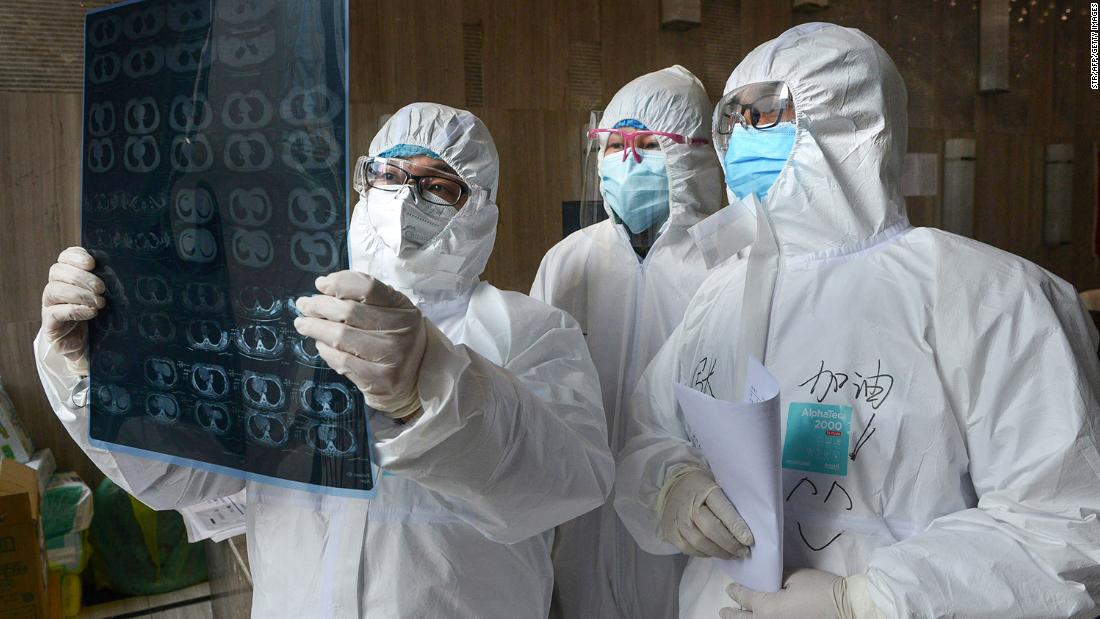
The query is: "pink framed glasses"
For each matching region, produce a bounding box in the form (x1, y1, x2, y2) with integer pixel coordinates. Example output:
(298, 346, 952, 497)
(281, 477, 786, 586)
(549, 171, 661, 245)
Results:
(587, 127, 710, 162)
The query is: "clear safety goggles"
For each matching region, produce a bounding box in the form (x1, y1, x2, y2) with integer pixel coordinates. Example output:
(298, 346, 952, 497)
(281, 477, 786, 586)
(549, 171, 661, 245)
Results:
(714, 81, 796, 148)
(587, 127, 710, 163)
(353, 156, 470, 207)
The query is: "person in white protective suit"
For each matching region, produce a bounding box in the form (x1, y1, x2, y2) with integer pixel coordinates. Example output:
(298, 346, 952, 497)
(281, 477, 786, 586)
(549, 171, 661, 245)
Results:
(530, 65, 724, 619)
(615, 23, 1100, 619)
(35, 102, 614, 618)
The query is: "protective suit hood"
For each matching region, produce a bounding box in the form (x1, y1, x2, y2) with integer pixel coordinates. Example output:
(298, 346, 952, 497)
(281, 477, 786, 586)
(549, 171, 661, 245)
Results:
(600, 65, 722, 228)
(356, 102, 499, 304)
(718, 23, 910, 256)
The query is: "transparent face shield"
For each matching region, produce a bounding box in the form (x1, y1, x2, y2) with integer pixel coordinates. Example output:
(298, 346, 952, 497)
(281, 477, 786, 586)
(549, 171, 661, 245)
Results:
(579, 110, 606, 230)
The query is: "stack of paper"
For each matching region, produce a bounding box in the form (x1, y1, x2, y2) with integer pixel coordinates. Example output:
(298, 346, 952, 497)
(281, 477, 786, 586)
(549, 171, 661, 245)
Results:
(673, 357, 783, 592)
(179, 491, 247, 544)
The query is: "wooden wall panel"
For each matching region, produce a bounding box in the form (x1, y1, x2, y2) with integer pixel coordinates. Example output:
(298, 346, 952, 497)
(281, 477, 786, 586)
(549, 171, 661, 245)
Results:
(0, 0, 113, 92)
(701, 0, 740, 100)
(1051, 11, 1078, 139)
(0, 321, 101, 487)
(1070, 1, 1100, 292)
(904, 128, 941, 229)
(474, 108, 588, 292)
(348, 0, 466, 106)
(937, 0, 980, 132)
(798, 0, 881, 42)
(739, 0, 792, 53)
(1023, 9, 1073, 282)
(0, 91, 100, 484)
(655, 22, 707, 75)
(0, 93, 82, 323)
(563, 0, 599, 43)
(888, 0, 937, 130)
(568, 41, 604, 109)
(1070, 138, 1100, 291)
(974, 132, 1042, 261)
(348, 101, 399, 157)
(599, 0, 663, 99)
(477, 0, 571, 111)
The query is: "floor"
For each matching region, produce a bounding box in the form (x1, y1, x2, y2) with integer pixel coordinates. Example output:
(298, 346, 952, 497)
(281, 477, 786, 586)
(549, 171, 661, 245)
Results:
(75, 582, 213, 619)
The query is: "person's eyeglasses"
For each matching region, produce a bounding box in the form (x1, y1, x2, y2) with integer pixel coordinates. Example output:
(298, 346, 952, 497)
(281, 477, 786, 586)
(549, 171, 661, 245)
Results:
(354, 156, 470, 207)
(715, 81, 795, 134)
(587, 128, 710, 162)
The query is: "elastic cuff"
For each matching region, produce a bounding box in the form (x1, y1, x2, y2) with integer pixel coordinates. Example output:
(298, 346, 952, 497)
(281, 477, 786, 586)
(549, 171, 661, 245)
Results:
(841, 573, 885, 619)
(64, 355, 89, 377)
(372, 390, 422, 420)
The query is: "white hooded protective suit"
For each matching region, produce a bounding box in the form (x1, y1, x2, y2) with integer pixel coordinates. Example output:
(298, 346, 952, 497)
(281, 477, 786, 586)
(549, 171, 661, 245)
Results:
(615, 23, 1100, 618)
(530, 65, 723, 619)
(36, 102, 614, 618)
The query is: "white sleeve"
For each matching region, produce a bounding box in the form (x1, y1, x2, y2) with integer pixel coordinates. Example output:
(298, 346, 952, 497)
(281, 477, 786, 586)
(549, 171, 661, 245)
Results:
(34, 329, 244, 510)
(373, 319, 614, 544)
(614, 323, 709, 555)
(866, 275, 1100, 618)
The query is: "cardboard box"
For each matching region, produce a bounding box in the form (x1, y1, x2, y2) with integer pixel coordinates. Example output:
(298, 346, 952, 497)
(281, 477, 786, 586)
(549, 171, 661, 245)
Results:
(23, 453, 54, 498)
(0, 460, 47, 618)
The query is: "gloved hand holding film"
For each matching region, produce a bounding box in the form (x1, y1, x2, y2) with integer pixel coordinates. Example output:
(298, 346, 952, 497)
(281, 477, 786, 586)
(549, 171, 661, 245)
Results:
(41, 246, 106, 375)
(294, 271, 427, 421)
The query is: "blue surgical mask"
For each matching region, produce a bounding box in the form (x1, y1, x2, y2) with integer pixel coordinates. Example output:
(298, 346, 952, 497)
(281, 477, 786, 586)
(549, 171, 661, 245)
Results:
(723, 124, 796, 202)
(599, 151, 670, 235)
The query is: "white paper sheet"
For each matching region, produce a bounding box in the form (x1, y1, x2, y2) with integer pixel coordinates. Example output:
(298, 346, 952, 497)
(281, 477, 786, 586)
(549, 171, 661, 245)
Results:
(673, 357, 783, 592)
(179, 490, 247, 543)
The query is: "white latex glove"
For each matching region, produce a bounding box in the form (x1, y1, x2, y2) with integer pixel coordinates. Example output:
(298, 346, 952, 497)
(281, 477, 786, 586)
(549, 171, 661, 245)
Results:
(293, 271, 427, 420)
(721, 569, 882, 619)
(41, 247, 106, 375)
(658, 467, 754, 559)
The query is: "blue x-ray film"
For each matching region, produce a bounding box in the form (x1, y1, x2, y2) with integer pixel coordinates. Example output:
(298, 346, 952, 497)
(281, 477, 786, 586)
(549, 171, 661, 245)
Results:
(81, 0, 375, 497)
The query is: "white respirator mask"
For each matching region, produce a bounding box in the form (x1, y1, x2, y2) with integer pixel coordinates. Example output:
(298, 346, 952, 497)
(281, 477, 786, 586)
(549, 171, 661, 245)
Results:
(361, 185, 457, 257)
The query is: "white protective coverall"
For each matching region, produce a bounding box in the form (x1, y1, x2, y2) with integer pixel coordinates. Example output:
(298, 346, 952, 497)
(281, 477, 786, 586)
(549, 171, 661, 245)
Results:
(530, 65, 723, 619)
(36, 102, 614, 619)
(615, 23, 1100, 618)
